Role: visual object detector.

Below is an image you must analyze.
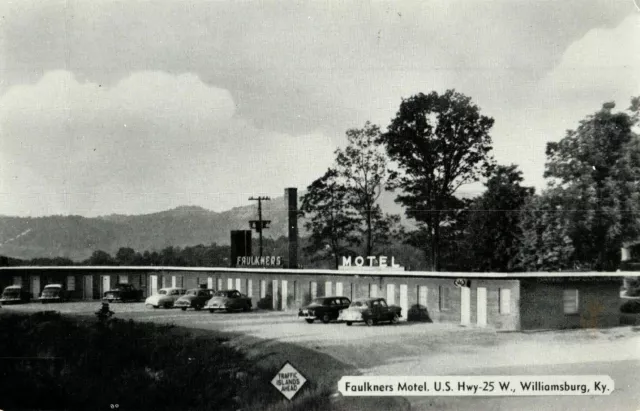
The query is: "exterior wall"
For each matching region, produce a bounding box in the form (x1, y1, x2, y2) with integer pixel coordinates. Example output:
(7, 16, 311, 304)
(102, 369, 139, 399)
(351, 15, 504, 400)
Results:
(519, 278, 622, 330)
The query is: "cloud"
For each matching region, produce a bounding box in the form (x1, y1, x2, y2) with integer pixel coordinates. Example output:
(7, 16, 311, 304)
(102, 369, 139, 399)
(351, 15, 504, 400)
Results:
(0, 71, 336, 216)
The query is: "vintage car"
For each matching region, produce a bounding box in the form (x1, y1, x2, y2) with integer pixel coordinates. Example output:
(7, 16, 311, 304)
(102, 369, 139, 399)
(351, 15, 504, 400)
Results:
(0, 285, 32, 305)
(338, 297, 402, 326)
(38, 284, 70, 303)
(174, 288, 216, 311)
(298, 296, 351, 323)
(103, 283, 144, 302)
(204, 289, 252, 313)
(144, 287, 187, 309)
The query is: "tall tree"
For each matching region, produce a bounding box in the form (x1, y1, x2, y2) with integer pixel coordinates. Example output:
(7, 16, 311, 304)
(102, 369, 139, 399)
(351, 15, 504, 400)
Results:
(544, 98, 640, 270)
(334, 121, 400, 255)
(300, 169, 361, 269)
(466, 164, 534, 271)
(379, 90, 495, 270)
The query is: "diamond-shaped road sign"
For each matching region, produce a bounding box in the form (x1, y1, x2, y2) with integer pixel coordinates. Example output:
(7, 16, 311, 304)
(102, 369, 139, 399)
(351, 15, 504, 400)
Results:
(271, 361, 307, 400)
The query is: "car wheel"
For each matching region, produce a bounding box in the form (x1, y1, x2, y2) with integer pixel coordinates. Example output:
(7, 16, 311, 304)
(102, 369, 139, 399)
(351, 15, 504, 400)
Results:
(365, 318, 374, 326)
(226, 307, 234, 313)
(391, 313, 399, 324)
(242, 304, 250, 312)
(209, 309, 214, 313)
(321, 314, 331, 324)
(108, 299, 114, 303)
(164, 303, 171, 309)
(194, 306, 202, 311)
(346, 322, 353, 326)
(181, 307, 187, 311)
(153, 305, 159, 309)
(305, 319, 314, 324)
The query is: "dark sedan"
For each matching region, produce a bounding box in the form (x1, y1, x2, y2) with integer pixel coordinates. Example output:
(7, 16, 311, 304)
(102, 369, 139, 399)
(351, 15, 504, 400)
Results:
(103, 283, 144, 302)
(174, 288, 216, 311)
(298, 296, 351, 323)
(204, 290, 252, 313)
(338, 297, 402, 326)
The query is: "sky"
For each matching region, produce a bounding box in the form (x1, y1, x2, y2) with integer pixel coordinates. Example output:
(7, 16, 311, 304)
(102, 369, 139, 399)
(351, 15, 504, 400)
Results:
(0, 0, 638, 217)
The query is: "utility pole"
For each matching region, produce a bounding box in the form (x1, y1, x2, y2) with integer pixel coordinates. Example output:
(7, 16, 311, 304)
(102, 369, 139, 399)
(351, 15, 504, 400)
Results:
(248, 196, 271, 258)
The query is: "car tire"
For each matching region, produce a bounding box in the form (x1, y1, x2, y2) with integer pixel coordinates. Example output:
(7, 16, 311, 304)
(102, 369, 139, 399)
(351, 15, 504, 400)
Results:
(365, 318, 374, 326)
(226, 308, 234, 313)
(346, 322, 353, 326)
(242, 304, 250, 312)
(164, 303, 171, 309)
(181, 307, 187, 311)
(153, 305, 159, 309)
(194, 306, 202, 311)
(322, 314, 331, 324)
(305, 319, 314, 324)
(108, 299, 114, 303)
(391, 313, 399, 324)
(209, 309, 214, 313)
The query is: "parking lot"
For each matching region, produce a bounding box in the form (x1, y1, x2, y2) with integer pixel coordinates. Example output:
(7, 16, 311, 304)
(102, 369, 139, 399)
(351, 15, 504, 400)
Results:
(3, 301, 640, 411)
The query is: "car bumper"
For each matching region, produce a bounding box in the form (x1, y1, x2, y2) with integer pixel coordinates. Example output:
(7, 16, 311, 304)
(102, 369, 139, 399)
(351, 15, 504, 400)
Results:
(338, 312, 363, 322)
(39, 297, 63, 303)
(0, 298, 25, 304)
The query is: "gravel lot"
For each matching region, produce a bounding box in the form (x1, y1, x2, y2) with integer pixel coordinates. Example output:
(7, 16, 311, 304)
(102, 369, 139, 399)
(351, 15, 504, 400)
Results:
(3, 301, 639, 411)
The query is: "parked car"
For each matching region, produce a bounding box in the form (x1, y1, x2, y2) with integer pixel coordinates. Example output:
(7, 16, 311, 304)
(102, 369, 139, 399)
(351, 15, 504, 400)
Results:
(144, 287, 187, 309)
(0, 285, 32, 305)
(338, 297, 402, 326)
(38, 284, 70, 303)
(298, 296, 351, 323)
(103, 283, 144, 302)
(204, 289, 252, 313)
(174, 288, 216, 311)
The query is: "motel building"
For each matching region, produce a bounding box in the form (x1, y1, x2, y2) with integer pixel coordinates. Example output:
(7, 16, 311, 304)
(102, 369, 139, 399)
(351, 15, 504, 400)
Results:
(0, 254, 634, 331)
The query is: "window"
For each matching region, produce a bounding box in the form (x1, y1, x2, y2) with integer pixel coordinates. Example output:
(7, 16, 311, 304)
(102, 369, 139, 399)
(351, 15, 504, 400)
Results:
(66, 276, 76, 291)
(418, 286, 428, 307)
(563, 289, 579, 314)
(499, 288, 511, 314)
(439, 286, 451, 311)
(118, 275, 128, 284)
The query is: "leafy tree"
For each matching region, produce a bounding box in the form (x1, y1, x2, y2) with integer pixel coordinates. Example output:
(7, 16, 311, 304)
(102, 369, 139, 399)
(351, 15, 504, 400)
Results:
(379, 90, 495, 270)
(115, 247, 138, 265)
(300, 169, 361, 269)
(465, 165, 534, 271)
(544, 98, 640, 270)
(84, 250, 116, 265)
(334, 122, 401, 255)
(517, 191, 575, 271)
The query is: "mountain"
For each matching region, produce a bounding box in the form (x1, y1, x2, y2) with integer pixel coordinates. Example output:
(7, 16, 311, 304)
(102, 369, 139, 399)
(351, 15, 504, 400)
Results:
(0, 189, 480, 261)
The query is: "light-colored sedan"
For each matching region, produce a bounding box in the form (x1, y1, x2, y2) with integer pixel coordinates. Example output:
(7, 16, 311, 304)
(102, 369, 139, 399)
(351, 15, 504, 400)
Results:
(144, 287, 187, 309)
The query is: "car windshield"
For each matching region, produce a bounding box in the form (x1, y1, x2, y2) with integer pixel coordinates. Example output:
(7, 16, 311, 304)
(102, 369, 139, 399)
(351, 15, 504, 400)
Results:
(311, 298, 328, 305)
(350, 301, 369, 308)
(158, 290, 168, 295)
(3, 290, 20, 296)
(215, 291, 232, 297)
(186, 290, 198, 295)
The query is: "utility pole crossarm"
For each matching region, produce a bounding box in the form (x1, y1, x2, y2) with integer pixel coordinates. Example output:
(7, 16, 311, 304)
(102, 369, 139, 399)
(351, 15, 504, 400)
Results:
(248, 196, 271, 258)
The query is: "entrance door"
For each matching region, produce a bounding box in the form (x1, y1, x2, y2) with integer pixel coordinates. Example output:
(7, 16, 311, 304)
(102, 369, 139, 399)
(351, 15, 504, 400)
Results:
(31, 276, 40, 298)
(477, 287, 487, 327)
(399, 284, 408, 322)
(281, 280, 288, 310)
(386, 284, 396, 305)
(101, 275, 111, 294)
(150, 275, 158, 295)
(83, 276, 93, 300)
(272, 280, 278, 310)
(336, 282, 343, 297)
(460, 287, 471, 325)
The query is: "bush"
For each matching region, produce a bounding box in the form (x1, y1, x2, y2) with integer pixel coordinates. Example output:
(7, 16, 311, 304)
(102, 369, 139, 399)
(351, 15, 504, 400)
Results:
(0, 312, 294, 411)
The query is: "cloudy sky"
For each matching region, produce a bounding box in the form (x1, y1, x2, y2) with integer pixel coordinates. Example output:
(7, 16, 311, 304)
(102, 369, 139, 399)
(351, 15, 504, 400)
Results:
(0, 0, 638, 217)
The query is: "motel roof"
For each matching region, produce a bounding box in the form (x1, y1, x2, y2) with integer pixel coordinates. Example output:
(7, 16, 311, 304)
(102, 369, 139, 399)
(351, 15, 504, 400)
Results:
(0, 265, 637, 278)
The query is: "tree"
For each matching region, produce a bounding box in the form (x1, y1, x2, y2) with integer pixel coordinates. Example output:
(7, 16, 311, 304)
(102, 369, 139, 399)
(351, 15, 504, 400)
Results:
(379, 90, 495, 270)
(517, 191, 575, 271)
(115, 247, 138, 265)
(84, 250, 115, 265)
(300, 169, 361, 269)
(465, 165, 534, 271)
(334, 122, 400, 255)
(544, 98, 640, 270)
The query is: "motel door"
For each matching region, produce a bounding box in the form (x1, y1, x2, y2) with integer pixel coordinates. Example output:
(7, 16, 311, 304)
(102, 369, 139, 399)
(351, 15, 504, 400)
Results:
(272, 280, 279, 310)
(101, 275, 111, 294)
(399, 284, 408, 322)
(477, 287, 487, 327)
(31, 276, 40, 298)
(460, 287, 471, 326)
(281, 280, 288, 310)
(150, 275, 158, 295)
(83, 276, 93, 300)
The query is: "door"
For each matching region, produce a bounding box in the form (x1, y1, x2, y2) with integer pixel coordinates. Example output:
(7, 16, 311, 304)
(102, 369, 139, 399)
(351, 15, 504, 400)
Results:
(281, 280, 288, 310)
(102, 275, 111, 294)
(336, 282, 343, 297)
(324, 281, 332, 296)
(310, 281, 318, 299)
(477, 287, 487, 327)
(171, 276, 177, 288)
(460, 286, 471, 325)
(227, 278, 233, 289)
(235, 278, 242, 292)
(386, 284, 396, 305)
(83, 276, 93, 300)
(31, 276, 40, 298)
(272, 280, 278, 310)
(207, 277, 213, 289)
(399, 284, 408, 322)
(150, 275, 158, 295)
